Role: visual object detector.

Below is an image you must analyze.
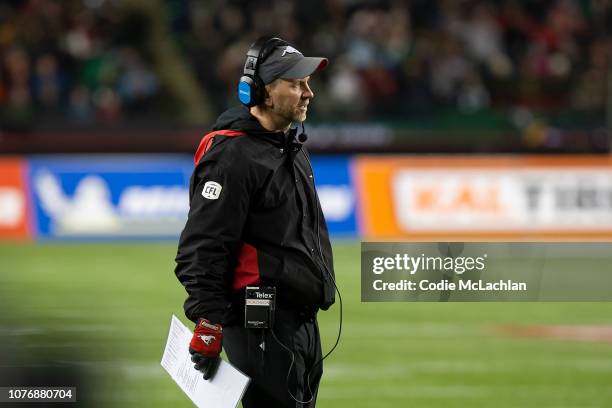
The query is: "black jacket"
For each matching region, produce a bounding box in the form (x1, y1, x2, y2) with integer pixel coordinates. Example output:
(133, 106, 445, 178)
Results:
(175, 106, 335, 325)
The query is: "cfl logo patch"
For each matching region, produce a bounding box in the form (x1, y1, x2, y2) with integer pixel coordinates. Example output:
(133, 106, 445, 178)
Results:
(202, 181, 222, 200)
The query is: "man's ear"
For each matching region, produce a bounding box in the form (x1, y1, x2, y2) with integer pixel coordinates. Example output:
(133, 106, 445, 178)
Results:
(263, 81, 277, 108)
(263, 85, 273, 108)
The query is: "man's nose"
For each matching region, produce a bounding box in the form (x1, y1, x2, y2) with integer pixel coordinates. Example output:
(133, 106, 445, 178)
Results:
(303, 83, 314, 99)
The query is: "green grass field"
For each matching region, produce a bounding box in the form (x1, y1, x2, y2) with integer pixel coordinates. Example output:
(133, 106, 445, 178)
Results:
(1, 241, 612, 407)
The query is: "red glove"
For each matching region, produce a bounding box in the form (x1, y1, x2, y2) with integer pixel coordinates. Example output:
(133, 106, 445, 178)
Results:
(189, 318, 223, 380)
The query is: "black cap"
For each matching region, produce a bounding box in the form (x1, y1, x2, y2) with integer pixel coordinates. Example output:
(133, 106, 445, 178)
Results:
(258, 44, 328, 84)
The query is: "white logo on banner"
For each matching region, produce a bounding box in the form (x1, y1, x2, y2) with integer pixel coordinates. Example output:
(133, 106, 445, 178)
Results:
(35, 171, 120, 233)
(202, 181, 222, 200)
(34, 170, 189, 236)
(317, 185, 354, 222)
(0, 188, 23, 227)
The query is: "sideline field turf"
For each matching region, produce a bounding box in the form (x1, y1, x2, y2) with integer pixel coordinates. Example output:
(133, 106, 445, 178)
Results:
(1, 242, 612, 407)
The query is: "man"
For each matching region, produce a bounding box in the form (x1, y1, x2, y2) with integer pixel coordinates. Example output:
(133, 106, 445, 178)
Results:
(174, 36, 336, 408)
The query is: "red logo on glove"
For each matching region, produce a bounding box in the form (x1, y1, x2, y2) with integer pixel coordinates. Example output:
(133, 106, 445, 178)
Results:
(190, 318, 223, 357)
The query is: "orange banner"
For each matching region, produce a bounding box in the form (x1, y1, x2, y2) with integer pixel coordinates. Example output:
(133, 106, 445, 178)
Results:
(353, 156, 612, 240)
(0, 158, 31, 240)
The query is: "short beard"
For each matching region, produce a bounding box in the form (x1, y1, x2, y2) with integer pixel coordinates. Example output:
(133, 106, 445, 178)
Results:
(288, 107, 306, 123)
(277, 105, 304, 126)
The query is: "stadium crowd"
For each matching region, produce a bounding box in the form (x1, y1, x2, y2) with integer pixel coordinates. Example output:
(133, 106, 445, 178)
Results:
(0, 0, 610, 128)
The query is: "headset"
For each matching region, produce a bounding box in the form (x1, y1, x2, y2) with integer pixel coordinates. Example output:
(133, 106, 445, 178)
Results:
(237, 36, 288, 107)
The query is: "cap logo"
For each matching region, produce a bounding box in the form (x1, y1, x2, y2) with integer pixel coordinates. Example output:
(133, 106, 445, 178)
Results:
(281, 46, 302, 57)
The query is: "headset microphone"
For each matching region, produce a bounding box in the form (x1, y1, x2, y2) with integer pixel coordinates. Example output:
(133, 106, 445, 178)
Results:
(297, 122, 308, 143)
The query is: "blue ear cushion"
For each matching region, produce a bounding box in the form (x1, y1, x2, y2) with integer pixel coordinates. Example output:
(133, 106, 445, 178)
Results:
(238, 75, 263, 107)
(238, 78, 253, 105)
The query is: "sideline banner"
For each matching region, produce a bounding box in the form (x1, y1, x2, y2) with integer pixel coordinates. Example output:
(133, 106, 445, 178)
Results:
(353, 156, 612, 240)
(0, 158, 31, 240)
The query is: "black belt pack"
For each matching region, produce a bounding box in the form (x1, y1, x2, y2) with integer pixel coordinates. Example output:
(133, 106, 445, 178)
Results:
(244, 286, 276, 329)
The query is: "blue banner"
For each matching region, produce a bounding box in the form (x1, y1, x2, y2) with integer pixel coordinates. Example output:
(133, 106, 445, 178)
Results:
(310, 156, 357, 237)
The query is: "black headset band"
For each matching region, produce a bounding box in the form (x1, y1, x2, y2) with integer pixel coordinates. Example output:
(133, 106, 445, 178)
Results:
(243, 36, 286, 78)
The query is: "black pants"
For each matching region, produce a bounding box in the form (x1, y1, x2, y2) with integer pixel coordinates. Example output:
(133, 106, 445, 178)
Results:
(223, 308, 323, 408)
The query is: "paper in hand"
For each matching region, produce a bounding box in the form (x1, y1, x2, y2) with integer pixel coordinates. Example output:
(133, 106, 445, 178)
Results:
(161, 315, 250, 408)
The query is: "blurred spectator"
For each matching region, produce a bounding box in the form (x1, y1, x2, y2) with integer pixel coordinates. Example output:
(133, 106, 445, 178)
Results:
(117, 47, 159, 114)
(1, 45, 33, 128)
(571, 39, 609, 112)
(32, 53, 65, 111)
(67, 83, 92, 122)
(328, 56, 365, 116)
(459, 3, 505, 64)
(430, 37, 473, 103)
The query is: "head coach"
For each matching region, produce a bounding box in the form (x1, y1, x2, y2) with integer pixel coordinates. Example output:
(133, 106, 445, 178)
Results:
(174, 36, 338, 407)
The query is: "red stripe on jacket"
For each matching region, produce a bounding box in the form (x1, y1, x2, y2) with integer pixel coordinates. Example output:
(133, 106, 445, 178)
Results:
(194, 129, 245, 165)
(233, 243, 260, 290)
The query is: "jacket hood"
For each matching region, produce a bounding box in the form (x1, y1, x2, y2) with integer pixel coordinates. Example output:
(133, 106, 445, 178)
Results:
(211, 106, 265, 133)
(211, 106, 298, 145)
